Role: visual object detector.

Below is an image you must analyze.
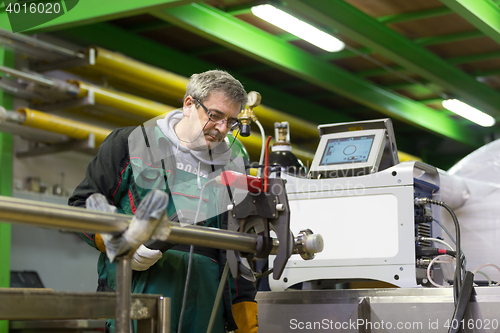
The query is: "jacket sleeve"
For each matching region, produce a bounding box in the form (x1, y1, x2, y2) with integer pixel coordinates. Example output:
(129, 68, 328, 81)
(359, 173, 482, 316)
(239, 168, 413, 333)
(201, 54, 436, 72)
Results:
(68, 126, 135, 208)
(69, 127, 135, 250)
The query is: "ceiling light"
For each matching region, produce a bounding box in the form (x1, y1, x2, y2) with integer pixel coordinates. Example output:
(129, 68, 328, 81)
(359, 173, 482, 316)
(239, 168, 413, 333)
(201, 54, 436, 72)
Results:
(442, 99, 495, 127)
(251, 4, 345, 52)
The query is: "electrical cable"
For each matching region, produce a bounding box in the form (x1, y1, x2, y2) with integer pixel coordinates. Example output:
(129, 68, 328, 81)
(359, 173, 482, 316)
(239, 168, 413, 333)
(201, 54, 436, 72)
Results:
(472, 264, 500, 286)
(433, 218, 456, 245)
(416, 198, 462, 302)
(177, 178, 217, 333)
(263, 136, 272, 193)
(433, 218, 467, 276)
(206, 262, 230, 333)
(255, 119, 266, 177)
(426, 254, 456, 288)
(419, 237, 454, 251)
(474, 270, 492, 286)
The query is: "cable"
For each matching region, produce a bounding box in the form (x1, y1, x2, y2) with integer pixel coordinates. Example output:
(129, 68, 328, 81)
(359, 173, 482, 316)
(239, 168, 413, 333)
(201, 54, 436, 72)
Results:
(255, 119, 266, 177)
(416, 198, 462, 301)
(206, 262, 230, 333)
(263, 136, 272, 193)
(472, 264, 500, 286)
(426, 254, 456, 288)
(474, 270, 492, 286)
(433, 218, 467, 276)
(433, 218, 456, 245)
(177, 178, 217, 333)
(419, 237, 454, 251)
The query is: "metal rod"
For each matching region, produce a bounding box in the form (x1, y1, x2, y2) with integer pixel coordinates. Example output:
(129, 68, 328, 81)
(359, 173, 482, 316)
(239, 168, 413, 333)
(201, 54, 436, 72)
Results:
(115, 257, 132, 333)
(0, 196, 129, 234)
(0, 195, 277, 254)
(157, 296, 170, 333)
(0, 65, 80, 95)
(0, 29, 85, 59)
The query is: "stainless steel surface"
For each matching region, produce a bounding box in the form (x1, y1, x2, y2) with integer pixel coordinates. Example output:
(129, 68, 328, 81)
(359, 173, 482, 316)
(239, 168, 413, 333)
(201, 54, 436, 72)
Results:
(256, 287, 500, 333)
(157, 297, 170, 333)
(115, 258, 132, 333)
(0, 289, 160, 320)
(10, 319, 107, 331)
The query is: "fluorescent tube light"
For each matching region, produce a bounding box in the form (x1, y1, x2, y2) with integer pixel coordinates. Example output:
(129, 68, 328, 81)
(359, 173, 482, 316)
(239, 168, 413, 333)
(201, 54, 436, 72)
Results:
(251, 4, 345, 52)
(442, 99, 495, 127)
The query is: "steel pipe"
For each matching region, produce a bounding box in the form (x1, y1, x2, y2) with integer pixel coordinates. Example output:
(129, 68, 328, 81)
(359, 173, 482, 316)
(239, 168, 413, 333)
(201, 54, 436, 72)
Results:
(0, 196, 271, 254)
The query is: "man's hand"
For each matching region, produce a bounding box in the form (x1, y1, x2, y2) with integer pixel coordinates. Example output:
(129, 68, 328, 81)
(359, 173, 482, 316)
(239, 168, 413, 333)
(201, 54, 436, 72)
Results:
(86, 190, 169, 262)
(131, 244, 163, 271)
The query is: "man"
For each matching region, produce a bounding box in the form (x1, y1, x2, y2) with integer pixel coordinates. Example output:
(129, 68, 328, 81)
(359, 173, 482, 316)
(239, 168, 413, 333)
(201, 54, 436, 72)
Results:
(69, 70, 258, 332)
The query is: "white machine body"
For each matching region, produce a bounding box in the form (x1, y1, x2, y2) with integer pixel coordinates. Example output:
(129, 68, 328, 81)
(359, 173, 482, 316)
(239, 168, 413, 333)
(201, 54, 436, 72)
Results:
(269, 161, 440, 291)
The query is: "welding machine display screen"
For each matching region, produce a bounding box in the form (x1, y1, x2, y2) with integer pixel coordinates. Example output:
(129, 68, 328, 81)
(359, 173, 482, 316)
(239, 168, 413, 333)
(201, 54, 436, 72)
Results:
(320, 135, 375, 165)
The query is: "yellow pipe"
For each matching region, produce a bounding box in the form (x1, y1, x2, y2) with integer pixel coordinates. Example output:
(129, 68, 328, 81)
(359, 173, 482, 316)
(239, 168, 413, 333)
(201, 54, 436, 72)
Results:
(252, 105, 318, 139)
(69, 80, 176, 120)
(398, 151, 422, 162)
(19, 108, 112, 146)
(236, 131, 314, 164)
(89, 47, 188, 102)
(84, 48, 319, 139)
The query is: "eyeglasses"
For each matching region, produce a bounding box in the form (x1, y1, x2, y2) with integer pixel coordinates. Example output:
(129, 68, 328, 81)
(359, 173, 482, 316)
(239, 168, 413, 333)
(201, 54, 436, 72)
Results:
(194, 98, 240, 130)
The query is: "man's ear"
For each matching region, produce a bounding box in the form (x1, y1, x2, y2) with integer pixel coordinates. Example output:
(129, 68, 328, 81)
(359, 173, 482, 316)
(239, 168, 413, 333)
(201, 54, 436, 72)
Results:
(183, 96, 195, 116)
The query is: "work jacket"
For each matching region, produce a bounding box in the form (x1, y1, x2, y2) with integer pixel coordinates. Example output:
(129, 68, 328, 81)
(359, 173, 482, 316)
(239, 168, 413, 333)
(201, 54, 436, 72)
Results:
(69, 124, 257, 332)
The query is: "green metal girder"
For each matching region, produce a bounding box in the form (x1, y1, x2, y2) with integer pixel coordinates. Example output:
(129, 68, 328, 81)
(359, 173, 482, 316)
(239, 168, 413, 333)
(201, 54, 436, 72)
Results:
(440, 0, 500, 46)
(0, 45, 14, 333)
(52, 22, 353, 126)
(0, 0, 193, 33)
(377, 6, 453, 24)
(154, 3, 482, 147)
(414, 30, 484, 46)
(283, 0, 500, 118)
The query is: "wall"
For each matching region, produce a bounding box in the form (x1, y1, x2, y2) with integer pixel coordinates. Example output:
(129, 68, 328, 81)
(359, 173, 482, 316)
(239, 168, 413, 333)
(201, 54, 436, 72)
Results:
(10, 135, 100, 292)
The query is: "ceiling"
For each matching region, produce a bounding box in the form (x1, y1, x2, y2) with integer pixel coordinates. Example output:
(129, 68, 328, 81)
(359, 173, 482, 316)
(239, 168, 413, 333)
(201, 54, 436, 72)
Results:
(6, 0, 500, 169)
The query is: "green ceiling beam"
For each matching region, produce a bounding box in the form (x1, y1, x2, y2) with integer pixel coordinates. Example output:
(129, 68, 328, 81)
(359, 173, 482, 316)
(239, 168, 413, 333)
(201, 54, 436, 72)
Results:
(153, 3, 482, 147)
(52, 22, 352, 126)
(0, 0, 193, 33)
(377, 7, 453, 24)
(414, 30, 484, 46)
(447, 50, 500, 65)
(283, 0, 500, 118)
(276, 32, 300, 41)
(440, 0, 500, 46)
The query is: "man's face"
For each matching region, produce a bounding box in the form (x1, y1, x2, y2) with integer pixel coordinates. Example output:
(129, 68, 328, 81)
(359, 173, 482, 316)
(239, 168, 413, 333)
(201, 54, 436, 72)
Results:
(185, 92, 241, 149)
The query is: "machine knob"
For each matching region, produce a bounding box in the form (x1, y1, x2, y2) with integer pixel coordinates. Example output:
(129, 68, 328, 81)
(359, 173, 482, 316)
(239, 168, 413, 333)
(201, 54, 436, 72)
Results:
(294, 229, 324, 260)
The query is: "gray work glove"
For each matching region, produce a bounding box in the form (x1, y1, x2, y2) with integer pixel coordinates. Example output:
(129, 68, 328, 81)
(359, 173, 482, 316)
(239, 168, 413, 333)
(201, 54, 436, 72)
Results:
(86, 190, 169, 262)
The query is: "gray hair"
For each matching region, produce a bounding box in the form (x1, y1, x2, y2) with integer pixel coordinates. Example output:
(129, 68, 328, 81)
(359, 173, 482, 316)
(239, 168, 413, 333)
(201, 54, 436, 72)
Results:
(184, 70, 247, 110)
